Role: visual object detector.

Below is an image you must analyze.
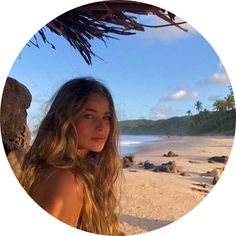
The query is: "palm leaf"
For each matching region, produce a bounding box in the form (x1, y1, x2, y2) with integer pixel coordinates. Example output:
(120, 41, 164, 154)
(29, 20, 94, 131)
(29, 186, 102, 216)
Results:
(31, 1, 187, 65)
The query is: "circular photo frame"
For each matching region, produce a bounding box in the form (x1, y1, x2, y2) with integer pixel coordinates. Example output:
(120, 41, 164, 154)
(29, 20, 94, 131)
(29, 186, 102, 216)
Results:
(0, 1, 235, 236)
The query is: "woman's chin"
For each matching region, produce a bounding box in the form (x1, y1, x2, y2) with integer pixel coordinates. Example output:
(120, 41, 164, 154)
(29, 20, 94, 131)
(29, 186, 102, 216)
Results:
(91, 146, 105, 153)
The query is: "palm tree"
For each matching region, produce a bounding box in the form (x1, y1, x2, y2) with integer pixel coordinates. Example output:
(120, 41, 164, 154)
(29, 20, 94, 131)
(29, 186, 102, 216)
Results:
(213, 99, 229, 130)
(28, 1, 187, 65)
(194, 100, 203, 113)
(186, 110, 192, 116)
(213, 100, 226, 112)
(225, 94, 235, 110)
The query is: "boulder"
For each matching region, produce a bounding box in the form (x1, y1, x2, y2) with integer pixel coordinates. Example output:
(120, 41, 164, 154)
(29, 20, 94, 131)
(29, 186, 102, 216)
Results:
(1, 77, 32, 176)
(153, 161, 178, 173)
(212, 168, 224, 185)
(123, 154, 135, 168)
(7, 149, 27, 179)
(208, 156, 228, 164)
(144, 160, 156, 169)
(163, 151, 179, 157)
(200, 168, 224, 185)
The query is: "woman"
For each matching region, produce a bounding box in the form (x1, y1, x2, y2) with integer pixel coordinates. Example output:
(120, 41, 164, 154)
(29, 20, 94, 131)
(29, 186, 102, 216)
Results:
(20, 77, 124, 235)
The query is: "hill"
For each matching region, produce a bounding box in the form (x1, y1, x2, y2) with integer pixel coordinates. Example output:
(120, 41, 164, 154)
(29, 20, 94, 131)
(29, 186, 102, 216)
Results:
(119, 110, 235, 136)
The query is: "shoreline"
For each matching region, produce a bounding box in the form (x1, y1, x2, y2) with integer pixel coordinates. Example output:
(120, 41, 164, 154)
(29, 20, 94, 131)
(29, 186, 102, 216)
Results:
(119, 136, 234, 235)
(121, 134, 234, 157)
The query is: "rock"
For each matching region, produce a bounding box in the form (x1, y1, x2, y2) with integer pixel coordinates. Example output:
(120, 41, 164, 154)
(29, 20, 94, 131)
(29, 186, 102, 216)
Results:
(7, 149, 27, 179)
(124, 154, 135, 163)
(123, 161, 132, 168)
(163, 151, 179, 157)
(123, 154, 135, 168)
(1, 77, 32, 177)
(144, 160, 156, 169)
(200, 168, 224, 185)
(1, 77, 32, 154)
(212, 168, 224, 185)
(153, 161, 178, 173)
(208, 156, 228, 164)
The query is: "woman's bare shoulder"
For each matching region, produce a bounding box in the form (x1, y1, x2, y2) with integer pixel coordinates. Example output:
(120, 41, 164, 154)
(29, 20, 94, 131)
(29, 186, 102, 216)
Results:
(31, 168, 84, 227)
(36, 168, 84, 196)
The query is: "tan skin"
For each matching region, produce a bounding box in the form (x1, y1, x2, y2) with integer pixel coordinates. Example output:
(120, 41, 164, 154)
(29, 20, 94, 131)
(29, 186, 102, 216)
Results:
(30, 93, 112, 227)
(31, 169, 84, 227)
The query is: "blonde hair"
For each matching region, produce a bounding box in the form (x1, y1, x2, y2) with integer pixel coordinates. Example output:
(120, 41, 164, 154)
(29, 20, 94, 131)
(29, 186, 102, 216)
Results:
(20, 77, 122, 235)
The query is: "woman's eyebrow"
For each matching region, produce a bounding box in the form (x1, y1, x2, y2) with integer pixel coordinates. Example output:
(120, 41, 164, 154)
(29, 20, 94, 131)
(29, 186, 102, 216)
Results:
(85, 108, 97, 112)
(85, 108, 111, 114)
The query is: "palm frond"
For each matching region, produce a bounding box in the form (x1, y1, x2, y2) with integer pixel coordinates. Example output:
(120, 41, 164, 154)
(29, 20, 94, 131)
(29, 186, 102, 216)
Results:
(31, 1, 187, 65)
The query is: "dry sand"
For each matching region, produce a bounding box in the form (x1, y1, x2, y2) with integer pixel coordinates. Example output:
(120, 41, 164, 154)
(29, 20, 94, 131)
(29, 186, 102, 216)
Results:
(119, 136, 234, 235)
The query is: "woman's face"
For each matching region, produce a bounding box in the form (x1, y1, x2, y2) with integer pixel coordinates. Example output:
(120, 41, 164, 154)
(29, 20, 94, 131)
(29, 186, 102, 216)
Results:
(74, 93, 112, 157)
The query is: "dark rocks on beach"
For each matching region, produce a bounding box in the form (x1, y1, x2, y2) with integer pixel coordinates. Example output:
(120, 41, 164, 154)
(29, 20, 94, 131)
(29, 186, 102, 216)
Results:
(143, 160, 156, 169)
(163, 151, 179, 157)
(153, 161, 178, 173)
(123, 154, 135, 168)
(208, 156, 228, 164)
(1, 77, 32, 177)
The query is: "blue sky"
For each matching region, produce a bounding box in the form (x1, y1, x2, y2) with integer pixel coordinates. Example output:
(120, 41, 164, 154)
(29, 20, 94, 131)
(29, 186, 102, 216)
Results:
(8, 14, 231, 132)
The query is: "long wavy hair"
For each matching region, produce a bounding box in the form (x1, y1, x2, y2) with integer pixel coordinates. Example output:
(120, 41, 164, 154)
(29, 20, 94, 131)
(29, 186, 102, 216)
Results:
(20, 77, 122, 235)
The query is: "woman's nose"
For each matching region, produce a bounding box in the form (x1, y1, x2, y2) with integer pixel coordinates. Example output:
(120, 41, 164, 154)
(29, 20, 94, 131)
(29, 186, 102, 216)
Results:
(96, 118, 104, 130)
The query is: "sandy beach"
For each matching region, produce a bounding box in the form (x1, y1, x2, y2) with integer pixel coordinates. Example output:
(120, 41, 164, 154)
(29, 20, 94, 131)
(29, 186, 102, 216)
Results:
(119, 136, 234, 235)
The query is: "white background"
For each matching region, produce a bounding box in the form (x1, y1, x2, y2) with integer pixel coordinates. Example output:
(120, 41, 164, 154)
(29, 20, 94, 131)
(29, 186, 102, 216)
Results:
(0, 0, 235, 235)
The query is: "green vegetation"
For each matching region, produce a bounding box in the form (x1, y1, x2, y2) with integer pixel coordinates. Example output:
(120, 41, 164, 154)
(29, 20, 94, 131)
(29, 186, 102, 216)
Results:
(119, 110, 235, 136)
(119, 86, 235, 136)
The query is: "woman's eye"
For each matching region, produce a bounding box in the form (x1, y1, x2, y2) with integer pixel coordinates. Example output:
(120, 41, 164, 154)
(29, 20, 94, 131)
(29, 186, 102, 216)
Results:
(104, 116, 112, 121)
(84, 114, 93, 119)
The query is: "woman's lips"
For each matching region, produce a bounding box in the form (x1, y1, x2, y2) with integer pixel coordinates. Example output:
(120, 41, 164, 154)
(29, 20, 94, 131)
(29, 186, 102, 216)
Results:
(91, 137, 106, 142)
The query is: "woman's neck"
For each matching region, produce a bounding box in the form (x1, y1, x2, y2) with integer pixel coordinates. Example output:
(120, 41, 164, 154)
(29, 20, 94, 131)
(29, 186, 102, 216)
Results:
(77, 149, 88, 159)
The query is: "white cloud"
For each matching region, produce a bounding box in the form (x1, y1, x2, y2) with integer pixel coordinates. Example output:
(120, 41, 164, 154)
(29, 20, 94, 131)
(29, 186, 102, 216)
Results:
(160, 88, 198, 101)
(196, 60, 230, 87)
(197, 72, 230, 86)
(161, 89, 187, 100)
(172, 89, 187, 99)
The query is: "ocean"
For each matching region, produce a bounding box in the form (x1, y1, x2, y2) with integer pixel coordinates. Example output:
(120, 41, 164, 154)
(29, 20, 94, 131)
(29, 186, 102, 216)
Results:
(30, 134, 164, 156)
(119, 135, 164, 156)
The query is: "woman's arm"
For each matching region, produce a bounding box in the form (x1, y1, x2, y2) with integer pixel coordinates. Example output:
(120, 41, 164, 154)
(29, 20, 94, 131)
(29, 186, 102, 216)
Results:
(31, 169, 84, 227)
